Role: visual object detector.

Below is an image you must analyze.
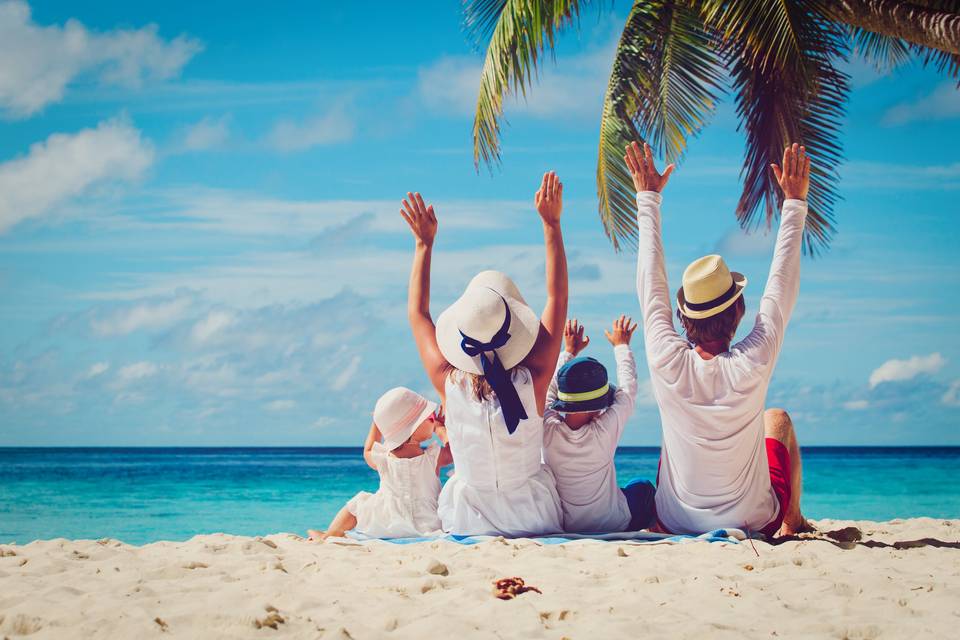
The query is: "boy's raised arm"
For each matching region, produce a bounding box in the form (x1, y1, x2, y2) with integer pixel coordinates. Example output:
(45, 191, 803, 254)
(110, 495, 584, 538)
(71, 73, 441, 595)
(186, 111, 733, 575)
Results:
(545, 319, 586, 419)
(604, 315, 639, 404)
(592, 315, 640, 442)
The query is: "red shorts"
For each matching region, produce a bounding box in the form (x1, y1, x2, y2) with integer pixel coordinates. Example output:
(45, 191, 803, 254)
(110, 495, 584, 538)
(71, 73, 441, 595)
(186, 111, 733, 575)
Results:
(759, 438, 792, 538)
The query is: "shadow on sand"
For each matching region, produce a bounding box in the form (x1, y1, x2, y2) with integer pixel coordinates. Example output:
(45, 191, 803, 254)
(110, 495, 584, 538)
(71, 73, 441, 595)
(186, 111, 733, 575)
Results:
(773, 525, 960, 550)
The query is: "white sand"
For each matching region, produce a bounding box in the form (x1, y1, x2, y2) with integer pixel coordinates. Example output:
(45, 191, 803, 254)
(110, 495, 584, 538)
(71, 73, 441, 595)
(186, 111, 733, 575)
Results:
(1, 519, 957, 639)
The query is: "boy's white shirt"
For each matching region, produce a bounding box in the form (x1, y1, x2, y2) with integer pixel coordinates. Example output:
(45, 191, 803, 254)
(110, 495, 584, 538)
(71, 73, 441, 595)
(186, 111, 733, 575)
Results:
(635, 190, 807, 534)
(543, 344, 639, 533)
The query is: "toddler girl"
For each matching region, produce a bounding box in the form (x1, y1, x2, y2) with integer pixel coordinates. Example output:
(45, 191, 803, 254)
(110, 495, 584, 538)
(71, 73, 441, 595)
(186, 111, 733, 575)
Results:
(308, 387, 451, 540)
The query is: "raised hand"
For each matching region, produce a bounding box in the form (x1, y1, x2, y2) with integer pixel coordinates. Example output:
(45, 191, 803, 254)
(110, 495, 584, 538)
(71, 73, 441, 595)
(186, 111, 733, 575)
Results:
(400, 192, 437, 247)
(770, 143, 810, 201)
(604, 314, 638, 347)
(563, 318, 589, 356)
(624, 142, 675, 194)
(535, 171, 563, 226)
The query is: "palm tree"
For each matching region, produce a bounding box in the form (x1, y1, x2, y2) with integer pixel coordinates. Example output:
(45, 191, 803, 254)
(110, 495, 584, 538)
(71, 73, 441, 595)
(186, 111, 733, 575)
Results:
(464, 0, 960, 253)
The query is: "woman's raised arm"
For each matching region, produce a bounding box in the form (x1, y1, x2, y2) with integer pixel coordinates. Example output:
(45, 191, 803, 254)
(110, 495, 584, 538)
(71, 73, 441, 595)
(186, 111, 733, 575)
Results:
(521, 172, 568, 410)
(401, 192, 451, 397)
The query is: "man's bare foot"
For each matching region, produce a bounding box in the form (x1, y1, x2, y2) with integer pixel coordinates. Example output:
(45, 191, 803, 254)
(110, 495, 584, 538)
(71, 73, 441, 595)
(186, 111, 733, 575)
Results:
(776, 515, 814, 537)
(307, 529, 326, 541)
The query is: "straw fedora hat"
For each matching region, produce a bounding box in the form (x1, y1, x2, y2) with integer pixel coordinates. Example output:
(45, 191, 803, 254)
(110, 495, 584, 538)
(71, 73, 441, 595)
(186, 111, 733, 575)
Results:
(374, 387, 438, 451)
(676, 255, 748, 320)
(435, 282, 540, 375)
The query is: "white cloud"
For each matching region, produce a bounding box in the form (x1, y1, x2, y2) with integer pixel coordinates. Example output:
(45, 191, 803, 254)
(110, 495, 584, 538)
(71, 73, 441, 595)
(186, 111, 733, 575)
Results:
(116, 361, 159, 383)
(635, 379, 657, 406)
(265, 104, 354, 152)
(190, 310, 234, 344)
(181, 360, 240, 398)
(181, 115, 230, 151)
(418, 43, 612, 121)
(0, 0, 201, 118)
(265, 399, 296, 412)
(332, 355, 361, 391)
(417, 57, 482, 117)
(92, 295, 191, 336)
(942, 380, 960, 407)
(840, 54, 889, 89)
(510, 45, 611, 119)
(869, 352, 946, 388)
(85, 362, 110, 378)
(0, 117, 153, 233)
(843, 399, 870, 411)
(715, 226, 775, 257)
(841, 161, 960, 191)
(312, 416, 336, 429)
(883, 82, 960, 126)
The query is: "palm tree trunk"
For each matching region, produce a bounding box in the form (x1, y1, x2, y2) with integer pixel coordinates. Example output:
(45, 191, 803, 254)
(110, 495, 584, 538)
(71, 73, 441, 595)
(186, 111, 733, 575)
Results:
(840, 0, 960, 55)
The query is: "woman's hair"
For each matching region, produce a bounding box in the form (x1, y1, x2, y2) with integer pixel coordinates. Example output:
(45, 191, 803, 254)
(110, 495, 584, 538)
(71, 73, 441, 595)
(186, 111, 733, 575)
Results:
(677, 296, 746, 345)
(452, 367, 524, 401)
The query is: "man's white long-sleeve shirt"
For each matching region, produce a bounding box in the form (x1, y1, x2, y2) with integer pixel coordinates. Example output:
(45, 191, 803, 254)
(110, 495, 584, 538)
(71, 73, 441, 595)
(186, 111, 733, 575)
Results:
(635, 191, 807, 534)
(543, 345, 638, 533)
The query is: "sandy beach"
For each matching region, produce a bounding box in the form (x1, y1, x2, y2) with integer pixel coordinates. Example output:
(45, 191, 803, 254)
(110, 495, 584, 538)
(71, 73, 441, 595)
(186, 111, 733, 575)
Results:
(0, 518, 956, 639)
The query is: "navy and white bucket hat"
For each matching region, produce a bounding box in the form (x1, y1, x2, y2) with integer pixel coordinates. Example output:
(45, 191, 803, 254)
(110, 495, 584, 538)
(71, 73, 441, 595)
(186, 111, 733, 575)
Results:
(550, 356, 616, 414)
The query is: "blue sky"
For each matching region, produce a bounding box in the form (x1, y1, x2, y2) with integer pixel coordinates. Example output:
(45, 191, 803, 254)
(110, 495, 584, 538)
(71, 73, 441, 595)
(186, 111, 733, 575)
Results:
(1, 0, 958, 446)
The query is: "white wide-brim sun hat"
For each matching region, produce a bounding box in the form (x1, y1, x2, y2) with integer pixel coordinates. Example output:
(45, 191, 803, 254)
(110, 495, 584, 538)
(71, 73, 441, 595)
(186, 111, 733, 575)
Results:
(435, 283, 540, 375)
(676, 254, 748, 320)
(467, 270, 528, 305)
(374, 387, 438, 451)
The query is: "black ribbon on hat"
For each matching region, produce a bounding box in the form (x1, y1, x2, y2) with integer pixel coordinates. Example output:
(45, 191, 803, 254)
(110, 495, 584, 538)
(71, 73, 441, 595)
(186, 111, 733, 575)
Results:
(684, 281, 738, 312)
(459, 297, 528, 434)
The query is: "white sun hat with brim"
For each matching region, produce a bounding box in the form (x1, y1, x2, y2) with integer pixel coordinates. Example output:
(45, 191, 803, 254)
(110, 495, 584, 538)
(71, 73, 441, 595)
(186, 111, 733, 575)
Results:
(435, 285, 540, 375)
(467, 270, 527, 305)
(374, 387, 438, 451)
(676, 254, 748, 320)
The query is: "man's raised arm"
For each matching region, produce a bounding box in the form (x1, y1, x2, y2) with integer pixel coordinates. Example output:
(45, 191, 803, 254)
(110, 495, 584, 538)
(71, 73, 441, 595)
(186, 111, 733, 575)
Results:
(625, 142, 687, 368)
(738, 144, 810, 361)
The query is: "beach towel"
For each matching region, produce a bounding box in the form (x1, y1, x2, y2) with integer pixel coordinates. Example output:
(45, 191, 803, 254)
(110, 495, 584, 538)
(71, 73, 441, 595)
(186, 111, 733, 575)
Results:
(345, 528, 749, 545)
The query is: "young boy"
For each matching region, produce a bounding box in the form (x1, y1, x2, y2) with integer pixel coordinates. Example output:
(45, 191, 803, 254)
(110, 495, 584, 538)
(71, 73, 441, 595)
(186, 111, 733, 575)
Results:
(543, 316, 656, 533)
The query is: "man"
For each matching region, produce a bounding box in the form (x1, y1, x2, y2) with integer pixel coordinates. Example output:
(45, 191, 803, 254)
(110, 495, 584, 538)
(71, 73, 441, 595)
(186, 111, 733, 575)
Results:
(626, 140, 809, 538)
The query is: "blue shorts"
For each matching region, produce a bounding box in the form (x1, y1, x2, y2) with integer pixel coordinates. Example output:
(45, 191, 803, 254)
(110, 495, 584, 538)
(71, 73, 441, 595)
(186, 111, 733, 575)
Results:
(620, 478, 656, 531)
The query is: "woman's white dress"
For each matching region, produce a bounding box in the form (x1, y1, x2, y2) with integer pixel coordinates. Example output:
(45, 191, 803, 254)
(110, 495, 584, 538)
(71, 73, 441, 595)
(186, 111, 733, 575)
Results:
(439, 367, 563, 536)
(346, 442, 443, 538)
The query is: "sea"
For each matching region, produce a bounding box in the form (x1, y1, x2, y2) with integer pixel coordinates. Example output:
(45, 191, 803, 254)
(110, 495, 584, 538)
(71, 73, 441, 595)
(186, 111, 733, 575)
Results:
(1, 447, 958, 545)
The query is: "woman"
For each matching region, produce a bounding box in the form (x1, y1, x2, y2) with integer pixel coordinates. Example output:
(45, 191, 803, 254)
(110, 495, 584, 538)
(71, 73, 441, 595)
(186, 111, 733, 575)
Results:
(399, 172, 568, 536)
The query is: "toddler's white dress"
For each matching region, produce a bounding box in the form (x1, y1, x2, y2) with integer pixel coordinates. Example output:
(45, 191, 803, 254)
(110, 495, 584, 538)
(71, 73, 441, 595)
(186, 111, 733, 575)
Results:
(346, 442, 443, 538)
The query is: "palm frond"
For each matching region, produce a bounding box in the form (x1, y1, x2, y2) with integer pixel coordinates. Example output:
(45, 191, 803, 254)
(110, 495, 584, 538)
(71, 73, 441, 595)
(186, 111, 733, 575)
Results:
(638, 1, 726, 163)
(912, 43, 960, 77)
(465, 0, 585, 169)
(850, 27, 911, 70)
(702, 0, 848, 255)
(596, 0, 724, 251)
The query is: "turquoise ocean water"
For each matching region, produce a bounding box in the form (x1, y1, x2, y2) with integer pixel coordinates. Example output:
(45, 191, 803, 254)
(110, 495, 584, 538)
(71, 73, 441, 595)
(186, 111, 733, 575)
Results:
(1, 447, 958, 545)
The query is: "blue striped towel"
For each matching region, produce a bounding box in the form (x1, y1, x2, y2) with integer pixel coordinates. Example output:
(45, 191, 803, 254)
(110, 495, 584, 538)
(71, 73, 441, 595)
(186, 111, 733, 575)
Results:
(345, 528, 748, 545)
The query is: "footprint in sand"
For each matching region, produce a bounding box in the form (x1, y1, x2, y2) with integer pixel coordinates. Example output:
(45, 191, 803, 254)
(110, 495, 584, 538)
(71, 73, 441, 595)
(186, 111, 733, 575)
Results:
(0, 613, 44, 635)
